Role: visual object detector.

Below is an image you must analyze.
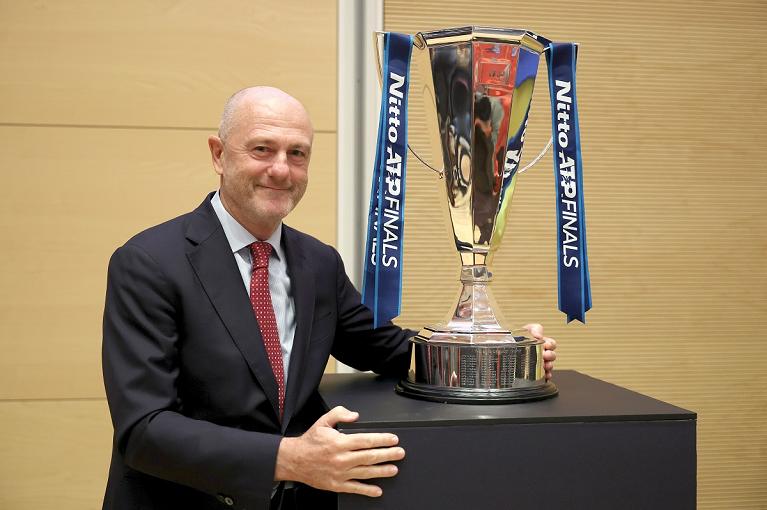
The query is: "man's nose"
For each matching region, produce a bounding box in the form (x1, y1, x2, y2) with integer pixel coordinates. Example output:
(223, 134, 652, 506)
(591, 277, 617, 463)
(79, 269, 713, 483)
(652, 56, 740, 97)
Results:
(268, 152, 291, 179)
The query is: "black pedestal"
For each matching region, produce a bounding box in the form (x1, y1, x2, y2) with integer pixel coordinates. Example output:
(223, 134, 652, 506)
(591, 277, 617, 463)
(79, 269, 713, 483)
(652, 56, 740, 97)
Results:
(319, 370, 696, 510)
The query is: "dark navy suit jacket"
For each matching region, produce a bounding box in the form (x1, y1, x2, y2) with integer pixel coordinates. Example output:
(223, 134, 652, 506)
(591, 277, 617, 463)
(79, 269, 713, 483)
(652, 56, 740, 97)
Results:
(102, 194, 411, 509)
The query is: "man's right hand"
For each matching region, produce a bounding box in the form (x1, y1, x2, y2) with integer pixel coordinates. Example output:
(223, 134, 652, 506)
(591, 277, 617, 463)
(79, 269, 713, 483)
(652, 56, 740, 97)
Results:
(274, 406, 405, 497)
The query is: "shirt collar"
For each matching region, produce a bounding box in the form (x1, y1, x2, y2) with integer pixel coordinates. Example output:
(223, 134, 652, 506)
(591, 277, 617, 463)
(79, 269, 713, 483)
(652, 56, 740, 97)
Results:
(210, 190, 284, 260)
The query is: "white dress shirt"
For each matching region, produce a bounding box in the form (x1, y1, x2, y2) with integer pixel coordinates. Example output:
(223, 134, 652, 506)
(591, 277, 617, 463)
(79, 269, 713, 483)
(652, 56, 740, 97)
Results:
(210, 191, 296, 383)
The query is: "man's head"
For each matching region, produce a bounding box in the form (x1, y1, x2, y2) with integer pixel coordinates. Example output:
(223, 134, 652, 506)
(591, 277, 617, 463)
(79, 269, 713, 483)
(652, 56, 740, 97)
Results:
(208, 86, 314, 239)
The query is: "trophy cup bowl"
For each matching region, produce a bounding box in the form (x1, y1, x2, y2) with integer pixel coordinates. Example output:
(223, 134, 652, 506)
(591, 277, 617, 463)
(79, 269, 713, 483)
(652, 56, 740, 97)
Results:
(394, 26, 558, 403)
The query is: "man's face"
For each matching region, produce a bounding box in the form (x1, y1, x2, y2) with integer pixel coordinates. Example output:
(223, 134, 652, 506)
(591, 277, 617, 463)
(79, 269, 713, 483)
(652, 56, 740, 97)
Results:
(209, 94, 313, 236)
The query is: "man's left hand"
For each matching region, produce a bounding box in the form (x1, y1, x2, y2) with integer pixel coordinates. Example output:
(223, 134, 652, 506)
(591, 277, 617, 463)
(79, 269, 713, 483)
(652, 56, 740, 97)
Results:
(524, 323, 557, 381)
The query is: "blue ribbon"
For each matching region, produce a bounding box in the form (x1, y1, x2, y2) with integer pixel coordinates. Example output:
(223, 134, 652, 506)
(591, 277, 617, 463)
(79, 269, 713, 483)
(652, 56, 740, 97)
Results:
(362, 32, 413, 327)
(546, 42, 592, 323)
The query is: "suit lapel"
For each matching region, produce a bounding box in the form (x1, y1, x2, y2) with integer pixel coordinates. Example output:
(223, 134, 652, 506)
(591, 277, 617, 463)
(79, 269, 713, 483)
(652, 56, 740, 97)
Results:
(184, 195, 282, 422)
(280, 225, 315, 432)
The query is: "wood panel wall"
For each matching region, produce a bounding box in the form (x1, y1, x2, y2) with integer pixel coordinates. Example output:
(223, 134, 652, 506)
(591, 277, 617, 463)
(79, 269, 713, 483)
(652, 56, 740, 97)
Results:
(385, 0, 766, 508)
(0, 1, 337, 508)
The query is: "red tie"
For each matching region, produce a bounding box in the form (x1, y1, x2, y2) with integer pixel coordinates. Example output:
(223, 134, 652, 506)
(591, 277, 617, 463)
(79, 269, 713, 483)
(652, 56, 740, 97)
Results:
(249, 242, 285, 417)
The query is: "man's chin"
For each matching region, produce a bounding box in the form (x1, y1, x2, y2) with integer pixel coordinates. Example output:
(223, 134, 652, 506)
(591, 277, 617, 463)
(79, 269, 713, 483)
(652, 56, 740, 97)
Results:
(251, 202, 295, 224)
(247, 189, 303, 223)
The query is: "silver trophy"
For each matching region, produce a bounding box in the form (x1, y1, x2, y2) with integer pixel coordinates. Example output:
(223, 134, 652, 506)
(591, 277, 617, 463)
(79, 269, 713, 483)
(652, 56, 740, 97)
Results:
(385, 27, 559, 403)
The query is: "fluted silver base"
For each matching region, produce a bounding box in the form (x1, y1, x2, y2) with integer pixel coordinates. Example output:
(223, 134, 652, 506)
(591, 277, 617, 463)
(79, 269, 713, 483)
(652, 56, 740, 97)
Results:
(397, 332, 558, 404)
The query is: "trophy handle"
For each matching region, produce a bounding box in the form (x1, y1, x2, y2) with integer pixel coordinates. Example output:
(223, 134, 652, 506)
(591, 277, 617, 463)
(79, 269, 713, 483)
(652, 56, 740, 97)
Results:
(407, 145, 445, 178)
(517, 137, 553, 174)
(373, 31, 384, 87)
(406, 133, 551, 178)
(404, 135, 552, 178)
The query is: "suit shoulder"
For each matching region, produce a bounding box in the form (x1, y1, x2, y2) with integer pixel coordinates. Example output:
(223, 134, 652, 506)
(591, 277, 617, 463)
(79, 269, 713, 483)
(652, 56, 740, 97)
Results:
(127, 212, 192, 246)
(115, 211, 197, 261)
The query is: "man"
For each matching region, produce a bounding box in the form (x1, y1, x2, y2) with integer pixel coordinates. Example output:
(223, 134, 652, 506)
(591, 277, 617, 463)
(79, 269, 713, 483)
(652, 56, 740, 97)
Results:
(102, 87, 557, 510)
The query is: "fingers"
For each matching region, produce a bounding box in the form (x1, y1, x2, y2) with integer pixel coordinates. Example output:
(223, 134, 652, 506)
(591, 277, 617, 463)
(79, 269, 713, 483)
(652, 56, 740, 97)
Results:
(523, 323, 544, 339)
(337, 460, 403, 497)
(523, 324, 558, 352)
(337, 480, 384, 498)
(543, 337, 557, 351)
(538, 333, 557, 381)
(317, 406, 359, 428)
(543, 347, 557, 362)
(343, 446, 405, 468)
(348, 462, 399, 480)
(343, 432, 399, 451)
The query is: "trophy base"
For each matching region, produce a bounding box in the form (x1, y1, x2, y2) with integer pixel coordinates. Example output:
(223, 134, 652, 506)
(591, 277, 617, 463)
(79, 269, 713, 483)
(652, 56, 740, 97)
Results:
(396, 331, 558, 404)
(396, 378, 558, 404)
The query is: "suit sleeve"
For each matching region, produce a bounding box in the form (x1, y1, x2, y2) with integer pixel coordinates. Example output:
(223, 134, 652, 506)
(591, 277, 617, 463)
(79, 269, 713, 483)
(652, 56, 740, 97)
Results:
(328, 249, 414, 375)
(102, 244, 279, 510)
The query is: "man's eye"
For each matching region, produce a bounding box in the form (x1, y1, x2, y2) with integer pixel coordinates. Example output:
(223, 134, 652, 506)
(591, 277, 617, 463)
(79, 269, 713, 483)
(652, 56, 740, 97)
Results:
(289, 149, 307, 158)
(253, 146, 269, 153)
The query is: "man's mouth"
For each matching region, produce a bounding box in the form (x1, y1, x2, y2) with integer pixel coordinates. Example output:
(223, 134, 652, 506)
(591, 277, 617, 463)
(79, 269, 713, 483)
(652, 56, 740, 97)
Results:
(257, 185, 291, 192)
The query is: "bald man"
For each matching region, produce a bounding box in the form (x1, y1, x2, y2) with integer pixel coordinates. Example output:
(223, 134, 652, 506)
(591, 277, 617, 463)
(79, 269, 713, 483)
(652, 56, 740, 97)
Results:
(101, 87, 557, 510)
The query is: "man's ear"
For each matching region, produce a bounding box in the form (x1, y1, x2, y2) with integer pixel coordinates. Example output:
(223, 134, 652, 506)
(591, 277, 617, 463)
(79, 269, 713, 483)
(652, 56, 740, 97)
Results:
(208, 135, 225, 176)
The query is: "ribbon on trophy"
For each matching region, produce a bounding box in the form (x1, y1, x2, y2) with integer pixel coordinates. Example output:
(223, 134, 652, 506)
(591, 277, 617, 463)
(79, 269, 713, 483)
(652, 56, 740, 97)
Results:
(546, 42, 592, 323)
(362, 32, 413, 327)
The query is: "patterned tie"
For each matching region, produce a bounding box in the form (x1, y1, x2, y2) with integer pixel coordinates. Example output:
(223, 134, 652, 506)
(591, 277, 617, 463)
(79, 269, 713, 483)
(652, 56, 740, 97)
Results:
(249, 242, 285, 417)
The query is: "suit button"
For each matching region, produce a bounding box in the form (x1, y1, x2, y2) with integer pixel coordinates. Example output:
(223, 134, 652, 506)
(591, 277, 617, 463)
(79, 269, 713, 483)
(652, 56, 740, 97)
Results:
(216, 494, 234, 506)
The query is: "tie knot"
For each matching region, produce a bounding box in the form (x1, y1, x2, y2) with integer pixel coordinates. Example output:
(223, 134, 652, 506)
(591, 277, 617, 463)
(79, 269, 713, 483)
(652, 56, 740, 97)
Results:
(249, 242, 272, 269)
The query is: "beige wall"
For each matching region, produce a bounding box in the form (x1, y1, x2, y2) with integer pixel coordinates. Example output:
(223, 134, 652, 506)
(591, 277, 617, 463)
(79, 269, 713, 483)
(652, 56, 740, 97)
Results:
(2, 0, 765, 508)
(0, 1, 337, 508)
(387, 0, 766, 508)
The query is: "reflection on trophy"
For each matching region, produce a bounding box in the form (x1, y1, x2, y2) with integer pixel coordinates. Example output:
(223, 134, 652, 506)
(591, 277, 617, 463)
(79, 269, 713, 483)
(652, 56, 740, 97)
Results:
(392, 27, 559, 403)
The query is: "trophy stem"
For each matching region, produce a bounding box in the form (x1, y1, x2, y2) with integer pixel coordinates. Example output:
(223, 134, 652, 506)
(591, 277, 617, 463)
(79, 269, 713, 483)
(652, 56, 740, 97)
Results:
(426, 264, 513, 338)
